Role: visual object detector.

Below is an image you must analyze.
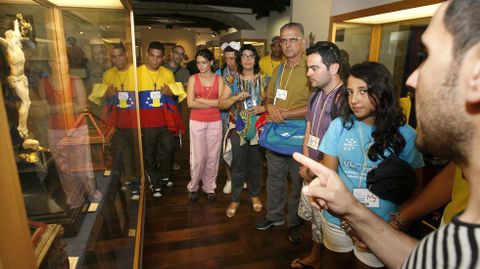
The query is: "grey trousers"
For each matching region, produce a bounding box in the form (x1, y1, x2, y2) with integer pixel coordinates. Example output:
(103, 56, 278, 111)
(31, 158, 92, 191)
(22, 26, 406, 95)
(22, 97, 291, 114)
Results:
(230, 132, 262, 202)
(265, 150, 302, 227)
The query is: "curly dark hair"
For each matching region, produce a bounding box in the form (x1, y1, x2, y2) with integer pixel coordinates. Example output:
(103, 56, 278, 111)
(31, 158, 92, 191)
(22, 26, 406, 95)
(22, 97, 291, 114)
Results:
(340, 61, 406, 161)
(236, 44, 260, 75)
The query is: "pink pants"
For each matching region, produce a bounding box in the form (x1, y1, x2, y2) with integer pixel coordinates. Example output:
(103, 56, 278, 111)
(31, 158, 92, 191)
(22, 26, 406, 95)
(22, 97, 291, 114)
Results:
(187, 119, 222, 193)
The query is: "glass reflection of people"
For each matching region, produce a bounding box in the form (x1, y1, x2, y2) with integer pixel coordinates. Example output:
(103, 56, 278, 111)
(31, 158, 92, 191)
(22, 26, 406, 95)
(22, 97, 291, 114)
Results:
(66, 36, 86, 69)
(0, 18, 31, 139)
(38, 62, 101, 209)
(101, 43, 139, 200)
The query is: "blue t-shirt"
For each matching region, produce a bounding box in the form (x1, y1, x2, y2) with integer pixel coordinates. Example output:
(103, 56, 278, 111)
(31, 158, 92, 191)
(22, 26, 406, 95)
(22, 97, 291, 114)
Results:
(319, 117, 424, 227)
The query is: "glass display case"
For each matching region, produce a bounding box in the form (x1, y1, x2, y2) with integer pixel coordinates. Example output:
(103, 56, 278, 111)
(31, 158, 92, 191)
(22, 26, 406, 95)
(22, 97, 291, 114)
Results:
(0, 0, 144, 268)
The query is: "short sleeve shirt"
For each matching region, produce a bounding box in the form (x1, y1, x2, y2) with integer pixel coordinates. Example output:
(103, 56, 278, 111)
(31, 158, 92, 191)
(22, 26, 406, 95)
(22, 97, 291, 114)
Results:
(306, 85, 345, 160)
(266, 56, 310, 110)
(319, 118, 425, 226)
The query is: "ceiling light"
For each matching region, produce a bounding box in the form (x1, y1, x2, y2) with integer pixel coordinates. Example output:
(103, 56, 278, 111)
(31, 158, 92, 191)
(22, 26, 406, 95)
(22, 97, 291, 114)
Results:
(148, 26, 152, 30)
(47, 0, 123, 9)
(345, 3, 441, 24)
(79, 31, 84, 35)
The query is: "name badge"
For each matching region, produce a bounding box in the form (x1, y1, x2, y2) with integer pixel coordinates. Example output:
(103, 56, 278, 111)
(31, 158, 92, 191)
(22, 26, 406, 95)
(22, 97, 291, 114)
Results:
(354, 188, 379, 208)
(275, 89, 288, 100)
(307, 135, 320, 150)
(244, 98, 257, 110)
(151, 91, 162, 107)
(118, 92, 129, 108)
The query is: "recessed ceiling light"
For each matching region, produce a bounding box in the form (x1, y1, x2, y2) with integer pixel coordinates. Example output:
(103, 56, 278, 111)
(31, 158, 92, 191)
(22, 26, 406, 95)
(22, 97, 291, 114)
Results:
(345, 3, 441, 24)
(47, 0, 123, 9)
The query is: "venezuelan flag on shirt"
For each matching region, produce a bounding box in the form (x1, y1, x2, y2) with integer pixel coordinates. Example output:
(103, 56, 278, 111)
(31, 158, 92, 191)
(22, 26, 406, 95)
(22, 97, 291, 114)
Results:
(137, 65, 176, 128)
(102, 65, 137, 128)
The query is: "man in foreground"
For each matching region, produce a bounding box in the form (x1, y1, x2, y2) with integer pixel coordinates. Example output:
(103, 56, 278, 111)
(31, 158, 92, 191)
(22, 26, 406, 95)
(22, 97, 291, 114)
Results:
(295, 0, 480, 268)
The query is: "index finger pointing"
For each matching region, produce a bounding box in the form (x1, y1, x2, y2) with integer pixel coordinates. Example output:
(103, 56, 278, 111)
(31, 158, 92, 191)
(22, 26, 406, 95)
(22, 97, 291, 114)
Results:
(293, 153, 332, 176)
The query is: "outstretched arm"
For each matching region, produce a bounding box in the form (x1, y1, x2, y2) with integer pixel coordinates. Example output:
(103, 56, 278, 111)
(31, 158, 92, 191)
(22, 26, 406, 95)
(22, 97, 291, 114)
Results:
(14, 19, 20, 34)
(398, 162, 455, 227)
(293, 152, 419, 268)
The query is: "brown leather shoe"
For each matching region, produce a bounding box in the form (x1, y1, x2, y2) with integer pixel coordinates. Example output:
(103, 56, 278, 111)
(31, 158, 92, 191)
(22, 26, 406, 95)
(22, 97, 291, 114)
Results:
(251, 197, 262, 212)
(226, 202, 239, 218)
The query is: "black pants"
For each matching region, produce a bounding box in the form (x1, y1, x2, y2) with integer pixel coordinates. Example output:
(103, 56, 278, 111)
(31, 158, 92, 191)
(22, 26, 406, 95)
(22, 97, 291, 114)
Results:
(142, 126, 174, 189)
(111, 128, 138, 183)
(230, 132, 262, 202)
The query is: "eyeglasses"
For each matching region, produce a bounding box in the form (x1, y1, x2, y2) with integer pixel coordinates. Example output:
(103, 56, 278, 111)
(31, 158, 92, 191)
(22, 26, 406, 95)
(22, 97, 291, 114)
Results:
(316, 42, 339, 63)
(280, 36, 303, 45)
(173, 51, 185, 57)
(241, 54, 256, 60)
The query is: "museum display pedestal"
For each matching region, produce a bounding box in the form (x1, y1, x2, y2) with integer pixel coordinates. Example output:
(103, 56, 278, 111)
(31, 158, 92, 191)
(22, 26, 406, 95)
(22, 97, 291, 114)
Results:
(34, 224, 69, 269)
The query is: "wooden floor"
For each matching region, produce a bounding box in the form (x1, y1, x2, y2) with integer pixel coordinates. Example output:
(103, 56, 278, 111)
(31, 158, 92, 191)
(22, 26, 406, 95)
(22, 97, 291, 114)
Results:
(142, 135, 312, 268)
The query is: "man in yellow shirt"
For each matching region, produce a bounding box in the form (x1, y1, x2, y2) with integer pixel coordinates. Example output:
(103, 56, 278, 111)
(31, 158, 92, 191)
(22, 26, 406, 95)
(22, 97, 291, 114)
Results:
(259, 36, 284, 79)
(137, 41, 177, 198)
(101, 43, 139, 199)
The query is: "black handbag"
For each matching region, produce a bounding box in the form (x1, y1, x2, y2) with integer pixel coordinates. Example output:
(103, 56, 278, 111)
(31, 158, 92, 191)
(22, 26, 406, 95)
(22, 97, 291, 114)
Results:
(366, 156, 416, 205)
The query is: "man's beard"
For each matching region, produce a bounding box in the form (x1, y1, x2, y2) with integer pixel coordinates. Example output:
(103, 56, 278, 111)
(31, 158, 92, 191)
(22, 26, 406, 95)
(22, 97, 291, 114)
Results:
(415, 68, 472, 166)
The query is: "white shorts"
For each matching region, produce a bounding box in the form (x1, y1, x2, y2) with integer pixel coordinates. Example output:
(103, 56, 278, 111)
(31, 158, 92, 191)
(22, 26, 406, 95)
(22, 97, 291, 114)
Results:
(321, 214, 384, 268)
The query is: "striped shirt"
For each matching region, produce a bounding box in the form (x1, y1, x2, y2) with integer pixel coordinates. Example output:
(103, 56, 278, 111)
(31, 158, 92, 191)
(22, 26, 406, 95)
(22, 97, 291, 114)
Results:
(401, 216, 480, 269)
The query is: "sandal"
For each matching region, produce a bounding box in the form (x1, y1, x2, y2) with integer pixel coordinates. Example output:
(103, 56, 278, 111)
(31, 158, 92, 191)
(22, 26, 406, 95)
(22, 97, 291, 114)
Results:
(226, 202, 239, 218)
(251, 197, 262, 212)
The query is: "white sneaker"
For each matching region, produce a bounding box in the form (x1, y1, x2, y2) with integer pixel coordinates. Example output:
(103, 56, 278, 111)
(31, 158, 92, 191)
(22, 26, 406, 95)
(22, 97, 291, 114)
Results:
(153, 191, 162, 198)
(131, 194, 140, 201)
(223, 180, 232, 194)
(243, 182, 247, 189)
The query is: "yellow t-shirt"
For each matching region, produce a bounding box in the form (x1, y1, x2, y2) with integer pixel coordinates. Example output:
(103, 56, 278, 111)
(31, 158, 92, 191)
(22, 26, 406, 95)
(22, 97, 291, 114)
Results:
(442, 166, 469, 224)
(259, 55, 285, 78)
(137, 65, 175, 91)
(266, 56, 310, 110)
(103, 64, 135, 91)
(137, 65, 175, 128)
(400, 96, 412, 123)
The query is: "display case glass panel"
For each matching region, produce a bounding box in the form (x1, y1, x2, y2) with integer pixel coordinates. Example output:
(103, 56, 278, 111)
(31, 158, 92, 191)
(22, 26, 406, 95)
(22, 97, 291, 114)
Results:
(378, 18, 430, 96)
(0, 1, 143, 268)
(333, 23, 372, 66)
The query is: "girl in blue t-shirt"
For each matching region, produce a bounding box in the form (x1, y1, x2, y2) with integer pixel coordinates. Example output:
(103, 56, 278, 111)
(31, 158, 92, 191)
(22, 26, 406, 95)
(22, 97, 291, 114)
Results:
(318, 61, 424, 269)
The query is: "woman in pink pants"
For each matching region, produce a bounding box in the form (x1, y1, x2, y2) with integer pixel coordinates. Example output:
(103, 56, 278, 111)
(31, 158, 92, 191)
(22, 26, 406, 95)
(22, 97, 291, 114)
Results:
(186, 49, 224, 201)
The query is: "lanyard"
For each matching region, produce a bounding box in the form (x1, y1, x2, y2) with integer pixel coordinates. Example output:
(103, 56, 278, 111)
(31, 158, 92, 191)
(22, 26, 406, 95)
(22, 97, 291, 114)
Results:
(311, 81, 342, 136)
(274, 62, 296, 105)
(278, 62, 297, 91)
(357, 122, 373, 188)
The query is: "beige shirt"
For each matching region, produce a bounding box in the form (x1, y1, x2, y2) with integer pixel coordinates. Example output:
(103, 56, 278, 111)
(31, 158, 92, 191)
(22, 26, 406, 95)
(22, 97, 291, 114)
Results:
(267, 56, 310, 109)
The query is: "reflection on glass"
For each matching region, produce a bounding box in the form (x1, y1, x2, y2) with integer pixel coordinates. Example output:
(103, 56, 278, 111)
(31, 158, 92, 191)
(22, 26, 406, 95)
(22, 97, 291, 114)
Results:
(378, 18, 430, 95)
(0, 1, 141, 268)
(333, 23, 372, 66)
